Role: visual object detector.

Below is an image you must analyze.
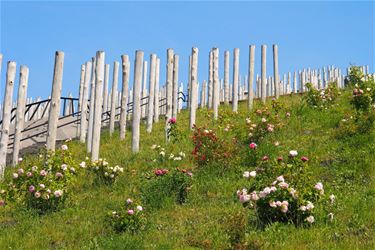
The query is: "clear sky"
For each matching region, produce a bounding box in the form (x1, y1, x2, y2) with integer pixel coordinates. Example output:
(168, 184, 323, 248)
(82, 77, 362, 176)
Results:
(0, 0, 374, 102)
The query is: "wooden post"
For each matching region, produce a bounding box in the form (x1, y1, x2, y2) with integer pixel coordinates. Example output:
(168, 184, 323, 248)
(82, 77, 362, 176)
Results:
(0, 62, 16, 175)
(166, 49, 174, 121)
(132, 51, 143, 153)
(208, 50, 213, 109)
(109, 61, 119, 136)
(261, 45, 267, 104)
(212, 48, 219, 120)
(165, 49, 174, 142)
(147, 54, 156, 133)
(201, 80, 207, 108)
(154, 58, 160, 123)
(87, 57, 96, 153)
(224, 51, 230, 105)
(103, 64, 110, 119)
(120, 55, 130, 140)
(141, 61, 148, 119)
(46, 51, 64, 151)
(91, 51, 105, 161)
(273, 44, 279, 98)
(12, 66, 29, 166)
(232, 48, 239, 112)
(80, 61, 91, 143)
(248, 45, 255, 110)
(189, 47, 198, 129)
(172, 54, 179, 119)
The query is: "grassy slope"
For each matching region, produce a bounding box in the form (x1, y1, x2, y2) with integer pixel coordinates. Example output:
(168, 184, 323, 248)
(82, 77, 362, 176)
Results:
(0, 92, 374, 250)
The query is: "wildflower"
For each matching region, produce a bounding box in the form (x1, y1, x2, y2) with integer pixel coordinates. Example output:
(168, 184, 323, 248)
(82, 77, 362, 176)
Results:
(278, 182, 289, 189)
(262, 156, 269, 161)
(151, 144, 157, 150)
(0, 200, 5, 207)
(26, 172, 33, 178)
(270, 186, 277, 192)
(179, 152, 186, 158)
(239, 194, 251, 203)
(160, 151, 165, 157)
(269, 201, 277, 208)
(261, 118, 267, 123)
(55, 172, 63, 178)
(249, 171, 256, 178)
(249, 143, 257, 150)
(17, 169, 24, 175)
(286, 112, 291, 117)
(39, 184, 45, 189)
(12, 173, 18, 179)
(275, 201, 282, 206)
(306, 201, 314, 211)
(110, 174, 114, 179)
(136, 205, 143, 211)
(276, 176, 285, 182)
(34, 192, 41, 198)
(289, 188, 297, 198)
(168, 117, 176, 124)
(54, 190, 63, 198)
(267, 126, 274, 132)
(299, 205, 307, 211)
(305, 215, 315, 224)
(61, 144, 68, 151)
(301, 156, 309, 162)
(314, 182, 324, 195)
(243, 171, 250, 179)
(250, 191, 259, 201)
(329, 194, 336, 204)
(28, 185, 35, 193)
(61, 164, 68, 171)
(274, 141, 280, 146)
(126, 198, 133, 204)
(31, 166, 38, 172)
(79, 161, 86, 168)
(289, 150, 298, 157)
(277, 156, 283, 162)
(328, 213, 334, 222)
(280, 201, 289, 213)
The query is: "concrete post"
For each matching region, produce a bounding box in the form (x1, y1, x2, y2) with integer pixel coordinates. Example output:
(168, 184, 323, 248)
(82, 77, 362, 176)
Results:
(208, 50, 213, 109)
(87, 57, 96, 152)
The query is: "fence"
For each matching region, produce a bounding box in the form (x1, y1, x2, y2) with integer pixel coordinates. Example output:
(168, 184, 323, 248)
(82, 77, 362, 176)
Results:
(0, 48, 371, 179)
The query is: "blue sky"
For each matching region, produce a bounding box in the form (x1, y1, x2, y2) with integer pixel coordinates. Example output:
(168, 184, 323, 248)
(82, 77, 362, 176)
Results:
(0, 0, 374, 102)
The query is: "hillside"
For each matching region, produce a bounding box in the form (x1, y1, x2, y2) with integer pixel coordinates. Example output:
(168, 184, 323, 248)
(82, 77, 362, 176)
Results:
(1, 85, 375, 249)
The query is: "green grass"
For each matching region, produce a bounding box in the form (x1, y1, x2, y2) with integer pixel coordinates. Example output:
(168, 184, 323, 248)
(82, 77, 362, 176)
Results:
(1, 91, 375, 249)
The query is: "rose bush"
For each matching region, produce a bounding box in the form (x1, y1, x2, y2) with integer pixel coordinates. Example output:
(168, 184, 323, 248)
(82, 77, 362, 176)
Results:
(237, 150, 335, 226)
(87, 158, 124, 185)
(107, 198, 146, 233)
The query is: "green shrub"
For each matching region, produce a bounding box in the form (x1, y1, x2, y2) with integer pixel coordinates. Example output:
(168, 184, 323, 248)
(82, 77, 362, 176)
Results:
(107, 198, 146, 233)
(141, 168, 193, 209)
(88, 158, 124, 185)
(304, 82, 339, 109)
(5, 144, 78, 213)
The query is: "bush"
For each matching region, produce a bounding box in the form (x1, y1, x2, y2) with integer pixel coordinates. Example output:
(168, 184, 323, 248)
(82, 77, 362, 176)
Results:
(88, 158, 124, 185)
(348, 66, 375, 112)
(336, 111, 375, 137)
(6, 144, 77, 213)
(237, 150, 335, 227)
(191, 126, 236, 168)
(141, 168, 193, 209)
(304, 82, 339, 109)
(107, 198, 146, 233)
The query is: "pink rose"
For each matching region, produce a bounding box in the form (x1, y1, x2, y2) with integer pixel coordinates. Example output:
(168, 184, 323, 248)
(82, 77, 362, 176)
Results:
(28, 185, 35, 193)
(26, 172, 33, 178)
(127, 209, 134, 215)
(12, 173, 19, 179)
(262, 156, 269, 161)
(168, 117, 176, 124)
(17, 169, 24, 175)
(126, 198, 133, 204)
(0, 200, 5, 207)
(249, 143, 257, 150)
(34, 192, 41, 198)
(301, 156, 309, 162)
(40, 170, 47, 177)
